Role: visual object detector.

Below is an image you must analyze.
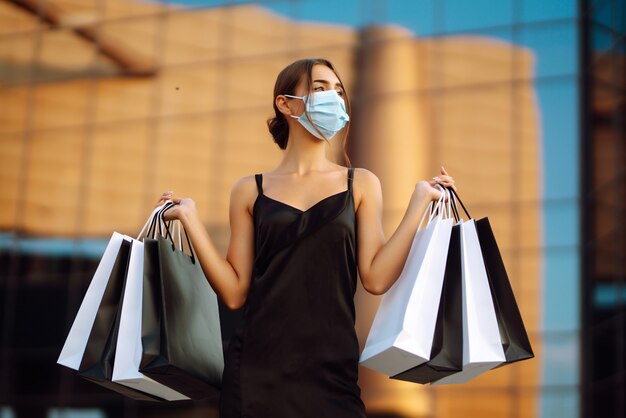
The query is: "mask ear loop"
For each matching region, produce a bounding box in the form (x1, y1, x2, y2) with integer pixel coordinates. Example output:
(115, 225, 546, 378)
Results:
(283, 95, 305, 122)
(285, 92, 331, 142)
(284, 94, 306, 101)
(284, 94, 306, 119)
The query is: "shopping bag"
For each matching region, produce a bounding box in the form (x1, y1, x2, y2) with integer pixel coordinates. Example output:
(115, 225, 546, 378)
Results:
(476, 218, 534, 364)
(360, 187, 454, 376)
(112, 208, 190, 401)
(75, 235, 160, 401)
(434, 193, 506, 384)
(59, 204, 184, 401)
(390, 222, 463, 383)
(140, 209, 224, 400)
(58, 232, 127, 369)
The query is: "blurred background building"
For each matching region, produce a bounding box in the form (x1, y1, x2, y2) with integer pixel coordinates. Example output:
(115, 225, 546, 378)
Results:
(0, 0, 623, 417)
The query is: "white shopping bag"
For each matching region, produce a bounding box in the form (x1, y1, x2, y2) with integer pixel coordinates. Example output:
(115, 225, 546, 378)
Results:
(360, 188, 454, 376)
(57, 231, 130, 369)
(58, 203, 187, 401)
(111, 223, 189, 401)
(107, 205, 188, 401)
(433, 218, 505, 384)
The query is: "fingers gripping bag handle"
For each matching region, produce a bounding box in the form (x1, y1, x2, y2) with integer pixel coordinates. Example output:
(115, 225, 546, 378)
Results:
(159, 204, 198, 265)
(144, 202, 175, 241)
(418, 184, 448, 231)
(138, 202, 173, 241)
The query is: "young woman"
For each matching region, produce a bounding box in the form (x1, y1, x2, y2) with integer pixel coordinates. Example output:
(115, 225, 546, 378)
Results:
(156, 58, 455, 418)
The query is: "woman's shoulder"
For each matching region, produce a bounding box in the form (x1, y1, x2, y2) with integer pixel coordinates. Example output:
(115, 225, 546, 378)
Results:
(229, 174, 260, 210)
(351, 167, 381, 188)
(231, 173, 258, 192)
(349, 168, 381, 212)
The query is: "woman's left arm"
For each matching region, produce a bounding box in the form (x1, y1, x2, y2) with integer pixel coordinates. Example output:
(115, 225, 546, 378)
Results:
(355, 166, 455, 295)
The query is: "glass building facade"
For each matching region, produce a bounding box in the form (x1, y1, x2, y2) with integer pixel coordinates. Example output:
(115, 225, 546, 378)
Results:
(0, 0, 624, 417)
(581, 1, 625, 417)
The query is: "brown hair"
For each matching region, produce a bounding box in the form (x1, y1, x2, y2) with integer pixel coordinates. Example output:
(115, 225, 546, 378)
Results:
(267, 58, 352, 166)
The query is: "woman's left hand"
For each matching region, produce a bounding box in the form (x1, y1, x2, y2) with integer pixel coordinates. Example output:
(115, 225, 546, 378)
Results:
(428, 166, 456, 201)
(429, 166, 456, 191)
(413, 166, 456, 203)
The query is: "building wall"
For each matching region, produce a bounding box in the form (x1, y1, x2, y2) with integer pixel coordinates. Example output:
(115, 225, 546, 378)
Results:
(0, 1, 584, 417)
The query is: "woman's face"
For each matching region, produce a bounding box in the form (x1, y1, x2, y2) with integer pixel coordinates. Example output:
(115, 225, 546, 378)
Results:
(288, 64, 345, 116)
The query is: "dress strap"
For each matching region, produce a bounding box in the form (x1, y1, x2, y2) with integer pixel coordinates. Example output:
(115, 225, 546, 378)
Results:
(255, 173, 264, 195)
(347, 167, 354, 192)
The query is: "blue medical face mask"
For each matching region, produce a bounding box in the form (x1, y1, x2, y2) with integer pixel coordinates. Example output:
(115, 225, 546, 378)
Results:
(284, 89, 350, 140)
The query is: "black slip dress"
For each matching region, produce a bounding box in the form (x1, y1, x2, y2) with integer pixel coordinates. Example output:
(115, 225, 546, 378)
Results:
(218, 166, 367, 418)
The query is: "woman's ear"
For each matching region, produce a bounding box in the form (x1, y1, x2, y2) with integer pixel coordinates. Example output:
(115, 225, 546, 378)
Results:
(275, 95, 293, 117)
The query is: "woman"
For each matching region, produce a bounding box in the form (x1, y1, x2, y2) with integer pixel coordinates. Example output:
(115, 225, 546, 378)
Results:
(157, 58, 455, 417)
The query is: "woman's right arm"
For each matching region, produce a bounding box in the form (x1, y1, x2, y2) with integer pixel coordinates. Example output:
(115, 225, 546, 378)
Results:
(158, 176, 256, 310)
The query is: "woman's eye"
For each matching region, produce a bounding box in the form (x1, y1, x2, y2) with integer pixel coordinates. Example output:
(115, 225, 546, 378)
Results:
(336, 90, 344, 96)
(314, 86, 324, 91)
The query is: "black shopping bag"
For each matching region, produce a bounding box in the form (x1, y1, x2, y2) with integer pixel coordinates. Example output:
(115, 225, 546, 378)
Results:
(140, 215, 224, 400)
(390, 223, 463, 383)
(449, 189, 534, 365)
(475, 218, 534, 364)
(77, 238, 160, 401)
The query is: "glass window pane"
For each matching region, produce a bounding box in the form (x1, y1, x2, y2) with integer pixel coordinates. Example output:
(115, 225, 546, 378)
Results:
(443, 0, 514, 33)
(385, 0, 436, 37)
(0, 2, 48, 34)
(0, 135, 25, 229)
(534, 78, 579, 200)
(32, 81, 94, 130)
(543, 247, 581, 331)
(431, 27, 516, 87)
(517, 22, 578, 79)
(0, 32, 40, 86)
(0, 88, 30, 134)
(592, 22, 619, 52)
(520, 0, 577, 24)
(436, 388, 513, 416)
(540, 386, 580, 418)
(590, 0, 614, 29)
(101, 0, 166, 19)
(162, 8, 234, 65)
(267, 0, 363, 27)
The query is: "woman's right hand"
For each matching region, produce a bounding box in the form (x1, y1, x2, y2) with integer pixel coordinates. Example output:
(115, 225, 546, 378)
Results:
(155, 191, 174, 208)
(155, 191, 197, 222)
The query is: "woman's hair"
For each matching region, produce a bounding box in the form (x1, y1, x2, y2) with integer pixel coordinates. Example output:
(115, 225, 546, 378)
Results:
(267, 58, 352, 166)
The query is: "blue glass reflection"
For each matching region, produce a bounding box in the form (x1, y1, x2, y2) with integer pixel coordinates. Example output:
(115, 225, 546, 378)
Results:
(520, 0, 576, 23)
(591, 0, 613, 29)
(592, 24, 619, 51)
(0, 407, 15, 418)
(0, 233, 109, 259)
(518, 23, 578, 78)
(386, 0, 435, 36)
(543, 246, 581, 332)
(47, 409, 107, 418)
(443, 0, 513, 32)
(594, 284, 626, 308)
(536, 79, 579, 200)
(264, 0, 362, 26)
